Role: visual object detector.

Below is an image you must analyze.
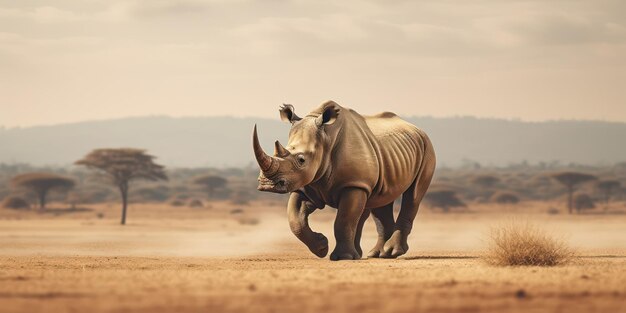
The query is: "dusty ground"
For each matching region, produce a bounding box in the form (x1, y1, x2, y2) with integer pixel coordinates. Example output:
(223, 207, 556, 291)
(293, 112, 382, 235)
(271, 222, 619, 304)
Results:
(0, 201, 624, 313)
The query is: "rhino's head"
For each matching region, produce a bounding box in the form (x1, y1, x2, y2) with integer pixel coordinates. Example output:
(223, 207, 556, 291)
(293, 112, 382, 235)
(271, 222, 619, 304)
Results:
(253, 102, 340, 194)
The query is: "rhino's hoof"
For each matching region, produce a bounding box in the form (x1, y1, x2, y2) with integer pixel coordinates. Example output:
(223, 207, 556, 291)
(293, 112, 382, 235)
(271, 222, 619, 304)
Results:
(330, 246, 361, 261)
(367, 245, 385, 258)
(308, 233, 329, 258)
(355, 241, 365, 258)
(380, 231, 409, 258)
(380, 246, 406, 259)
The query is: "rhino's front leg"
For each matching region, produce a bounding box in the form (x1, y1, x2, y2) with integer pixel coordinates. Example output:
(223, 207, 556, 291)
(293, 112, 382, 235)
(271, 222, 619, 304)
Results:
(287, 192, 329, 258)
(354, 209, 371, 258)
(330, 188, 368, 261)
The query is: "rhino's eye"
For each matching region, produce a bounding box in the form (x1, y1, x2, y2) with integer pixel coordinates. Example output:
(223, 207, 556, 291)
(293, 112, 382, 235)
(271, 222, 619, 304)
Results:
(296, 154, 306, 165)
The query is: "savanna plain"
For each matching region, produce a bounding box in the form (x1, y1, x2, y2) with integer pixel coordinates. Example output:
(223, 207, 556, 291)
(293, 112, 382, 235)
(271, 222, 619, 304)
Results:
(0, 200, 624, 313)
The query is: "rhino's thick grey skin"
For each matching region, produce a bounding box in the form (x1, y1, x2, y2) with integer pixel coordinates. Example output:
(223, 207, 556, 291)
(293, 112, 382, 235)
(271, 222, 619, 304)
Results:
(253, 101, 436, 261)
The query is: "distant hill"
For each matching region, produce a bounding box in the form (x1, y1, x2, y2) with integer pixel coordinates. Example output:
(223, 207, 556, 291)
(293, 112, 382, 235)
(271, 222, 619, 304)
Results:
(0, 116, 625, 168)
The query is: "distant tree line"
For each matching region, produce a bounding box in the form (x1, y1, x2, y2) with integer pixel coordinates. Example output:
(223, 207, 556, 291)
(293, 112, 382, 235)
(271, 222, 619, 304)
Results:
(0, 148, 280, 223)
(1, 159, 625, 216)
(424, 165, 625, 214)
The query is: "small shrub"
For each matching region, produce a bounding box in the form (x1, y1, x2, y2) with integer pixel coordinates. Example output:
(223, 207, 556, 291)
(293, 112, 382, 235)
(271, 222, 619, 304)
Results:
(169, 199, 185, 207)
(546, 207, 560, 215)
(1, 196, 30, 210)
(193, 175, 227, 199)
(231, 189, 252, 205)
(188, 199, 203, 208)
(230, 208, 244, 214)
(133, 185, 170, 202)
(573, 194, 595, 212)
(483, 223, 574, 266)
(238, 217, 260, 225)
(491, 191, 520, 204)
(425, 189, 465, 212)
(472, 175, 500, 188)
(174, 194, 191, 201)
(74, 187, 116, 204)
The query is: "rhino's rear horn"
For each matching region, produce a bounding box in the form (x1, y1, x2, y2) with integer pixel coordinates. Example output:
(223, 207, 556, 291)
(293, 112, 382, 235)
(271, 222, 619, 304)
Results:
(274, 140, 290, 158)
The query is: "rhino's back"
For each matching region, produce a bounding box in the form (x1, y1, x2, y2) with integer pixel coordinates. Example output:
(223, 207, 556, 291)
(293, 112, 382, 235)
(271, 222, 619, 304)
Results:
(363, 112, 426, 207)
(365, 112, 418, 138)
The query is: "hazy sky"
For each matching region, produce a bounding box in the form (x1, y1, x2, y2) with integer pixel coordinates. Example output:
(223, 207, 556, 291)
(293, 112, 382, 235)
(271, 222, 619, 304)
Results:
(1, 0, 625, 127)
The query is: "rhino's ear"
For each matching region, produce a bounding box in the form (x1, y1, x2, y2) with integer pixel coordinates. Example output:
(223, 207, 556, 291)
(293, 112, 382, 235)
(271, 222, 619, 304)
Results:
(315, 104, 339, 127)
(279, 104, 301, 124)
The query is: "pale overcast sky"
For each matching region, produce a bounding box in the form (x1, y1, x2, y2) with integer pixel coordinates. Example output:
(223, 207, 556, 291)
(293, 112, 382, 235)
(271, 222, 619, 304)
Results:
(1, 0, 625, 127)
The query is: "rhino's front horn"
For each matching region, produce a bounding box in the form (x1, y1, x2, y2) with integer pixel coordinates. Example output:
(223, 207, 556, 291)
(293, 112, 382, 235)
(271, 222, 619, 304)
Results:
(274, 140, 290, 157)
(253, 125, 278, 174)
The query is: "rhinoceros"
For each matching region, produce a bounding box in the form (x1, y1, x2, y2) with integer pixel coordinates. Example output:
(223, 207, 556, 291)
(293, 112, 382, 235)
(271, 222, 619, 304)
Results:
(253, 100, 436, 260)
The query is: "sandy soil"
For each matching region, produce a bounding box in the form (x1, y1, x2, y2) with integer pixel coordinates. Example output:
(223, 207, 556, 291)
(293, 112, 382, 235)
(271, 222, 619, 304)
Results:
(0, 201, 624, 313)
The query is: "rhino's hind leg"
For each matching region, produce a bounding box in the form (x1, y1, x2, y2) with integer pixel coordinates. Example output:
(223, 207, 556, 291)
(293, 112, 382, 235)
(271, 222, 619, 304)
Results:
(381, 145, 436, 258)
(381, 180, 422, 258)
(367, 203, 395, 258)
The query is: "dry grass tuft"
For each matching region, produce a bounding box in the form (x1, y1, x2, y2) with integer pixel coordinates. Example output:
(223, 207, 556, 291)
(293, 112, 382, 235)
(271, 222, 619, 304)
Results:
(484, 223, 575, 266)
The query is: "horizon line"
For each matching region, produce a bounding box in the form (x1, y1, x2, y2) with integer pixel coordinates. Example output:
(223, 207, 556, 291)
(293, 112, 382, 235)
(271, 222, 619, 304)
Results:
(2, 113, 626, 130)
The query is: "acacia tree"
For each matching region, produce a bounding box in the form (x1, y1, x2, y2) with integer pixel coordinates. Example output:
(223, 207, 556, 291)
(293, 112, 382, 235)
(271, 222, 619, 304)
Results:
(551, 172, 596, 214)
(596, 180, 621, 210)
(193, 175, 227, 200)
(11, 173, 75, 209)
(75, 148, 167, 225)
